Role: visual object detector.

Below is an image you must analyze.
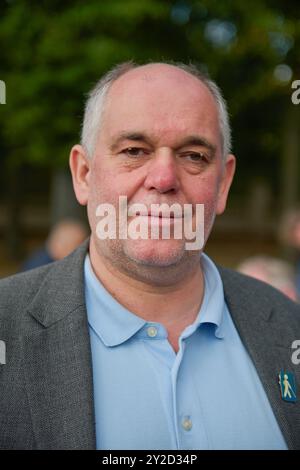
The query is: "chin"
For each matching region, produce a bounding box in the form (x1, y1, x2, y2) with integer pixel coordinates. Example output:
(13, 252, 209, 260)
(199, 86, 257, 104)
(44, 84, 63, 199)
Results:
(123, 239, 186, 267)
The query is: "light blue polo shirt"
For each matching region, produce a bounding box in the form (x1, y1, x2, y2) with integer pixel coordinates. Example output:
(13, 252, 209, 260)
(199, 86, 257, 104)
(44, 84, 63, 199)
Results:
(84, 253, 287, 450)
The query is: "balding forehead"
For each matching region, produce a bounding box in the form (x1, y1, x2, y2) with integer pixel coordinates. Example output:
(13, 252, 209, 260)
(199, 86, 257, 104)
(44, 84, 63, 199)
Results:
(117, 63, 198, 80)
(81, 61, 231, 159)
(108, 63, 213, 98)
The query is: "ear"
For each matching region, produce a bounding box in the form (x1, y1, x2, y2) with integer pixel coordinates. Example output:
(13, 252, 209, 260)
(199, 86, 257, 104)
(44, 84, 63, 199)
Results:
(216, 154, 236, 215)
(69, 144, 91, 206)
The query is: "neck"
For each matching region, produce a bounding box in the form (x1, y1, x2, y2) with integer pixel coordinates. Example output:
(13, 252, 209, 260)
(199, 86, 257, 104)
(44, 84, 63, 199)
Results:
(89, 239, 205, 347)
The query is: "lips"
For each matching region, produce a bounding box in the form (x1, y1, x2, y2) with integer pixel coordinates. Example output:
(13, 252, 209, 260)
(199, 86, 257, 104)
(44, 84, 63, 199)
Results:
(134, 210, 183, 218)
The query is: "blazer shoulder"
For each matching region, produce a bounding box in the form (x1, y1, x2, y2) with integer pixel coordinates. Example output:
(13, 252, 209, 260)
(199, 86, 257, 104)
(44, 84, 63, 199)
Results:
(0, 262, 52, 296)
(0, 263, 55, 331)
(0, 240, 89, 335)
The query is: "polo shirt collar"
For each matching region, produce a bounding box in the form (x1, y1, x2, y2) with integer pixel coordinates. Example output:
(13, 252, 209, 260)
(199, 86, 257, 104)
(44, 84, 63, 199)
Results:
(84, 252, 226, 347)
(84, 255, 146, 347)
(197, 253, 226, 339)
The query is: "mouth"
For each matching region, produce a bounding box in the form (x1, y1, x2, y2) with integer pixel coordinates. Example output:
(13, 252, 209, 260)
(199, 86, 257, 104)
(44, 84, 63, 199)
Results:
(131, 213, 184, 229)
(134, 210, 183, 219)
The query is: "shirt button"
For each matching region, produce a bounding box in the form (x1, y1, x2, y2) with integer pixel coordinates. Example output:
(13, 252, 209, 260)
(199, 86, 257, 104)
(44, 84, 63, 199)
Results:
(147, 326, 158, 338)
(182, 417, 193, 431)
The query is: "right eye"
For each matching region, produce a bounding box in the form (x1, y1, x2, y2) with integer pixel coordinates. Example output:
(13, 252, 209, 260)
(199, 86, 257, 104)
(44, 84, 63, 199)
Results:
(121, 147, 148, 157)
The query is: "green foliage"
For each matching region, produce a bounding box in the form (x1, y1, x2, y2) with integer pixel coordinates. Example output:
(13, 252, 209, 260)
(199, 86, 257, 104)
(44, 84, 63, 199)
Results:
(0, 0, 178, 167)
(0, 0, 299, 193)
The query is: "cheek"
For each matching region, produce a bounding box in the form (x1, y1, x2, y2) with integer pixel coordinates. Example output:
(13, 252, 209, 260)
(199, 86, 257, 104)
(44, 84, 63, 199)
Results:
(90, 158, 142, 202)
(89, 160, 118, 203)
(191, 173, 220, 208)
(87, 161, 139, 231)
(87, 162, 113, 231)
(189, 175, 220, 235)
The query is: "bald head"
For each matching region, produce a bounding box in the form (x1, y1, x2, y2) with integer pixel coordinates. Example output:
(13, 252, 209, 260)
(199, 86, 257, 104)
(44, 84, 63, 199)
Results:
(108, 63, 209, 93)
(81, 61, 231, 160)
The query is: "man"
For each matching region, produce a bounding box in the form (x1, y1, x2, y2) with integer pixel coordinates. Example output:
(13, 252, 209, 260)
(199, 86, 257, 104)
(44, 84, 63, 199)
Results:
(0, 62, 299, 450)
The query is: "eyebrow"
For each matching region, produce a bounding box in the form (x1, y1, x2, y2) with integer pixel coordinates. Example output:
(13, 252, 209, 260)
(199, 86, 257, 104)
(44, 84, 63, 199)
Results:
(109, 132, 216, 155)
(109, 132, 151, 151)
(176, 136, 216, 155)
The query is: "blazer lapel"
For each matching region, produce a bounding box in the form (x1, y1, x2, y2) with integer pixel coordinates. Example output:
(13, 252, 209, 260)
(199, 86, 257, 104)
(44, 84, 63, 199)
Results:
(22, 240, 96, 449)
(219, 267, 300, 450)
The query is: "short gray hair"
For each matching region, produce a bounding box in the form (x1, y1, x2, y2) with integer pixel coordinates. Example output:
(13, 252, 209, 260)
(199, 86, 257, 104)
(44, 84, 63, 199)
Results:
(81, 61, 232, 159)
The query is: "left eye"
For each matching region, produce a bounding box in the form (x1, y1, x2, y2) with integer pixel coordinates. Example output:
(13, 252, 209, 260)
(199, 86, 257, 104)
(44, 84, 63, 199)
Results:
(182, 152, 206, 162)
(122, 147, 148, 157)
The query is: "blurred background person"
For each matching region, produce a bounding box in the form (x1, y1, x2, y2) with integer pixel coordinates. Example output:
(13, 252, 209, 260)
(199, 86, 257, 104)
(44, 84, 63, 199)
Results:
(279, 208, 300, 299)
(237, 255, 298, 302)
(21, 218, 89, 271)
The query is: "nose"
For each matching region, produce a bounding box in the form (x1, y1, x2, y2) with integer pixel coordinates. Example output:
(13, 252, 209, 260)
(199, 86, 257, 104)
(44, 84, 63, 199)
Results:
(144, 149, 180, 194)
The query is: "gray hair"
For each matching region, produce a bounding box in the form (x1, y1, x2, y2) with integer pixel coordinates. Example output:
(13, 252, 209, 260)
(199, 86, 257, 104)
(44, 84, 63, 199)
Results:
(81, 61, 232, 159)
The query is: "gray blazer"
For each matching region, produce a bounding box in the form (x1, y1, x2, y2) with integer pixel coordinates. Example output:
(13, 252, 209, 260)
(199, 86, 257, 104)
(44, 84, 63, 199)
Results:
(0, 239, 300, 449)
